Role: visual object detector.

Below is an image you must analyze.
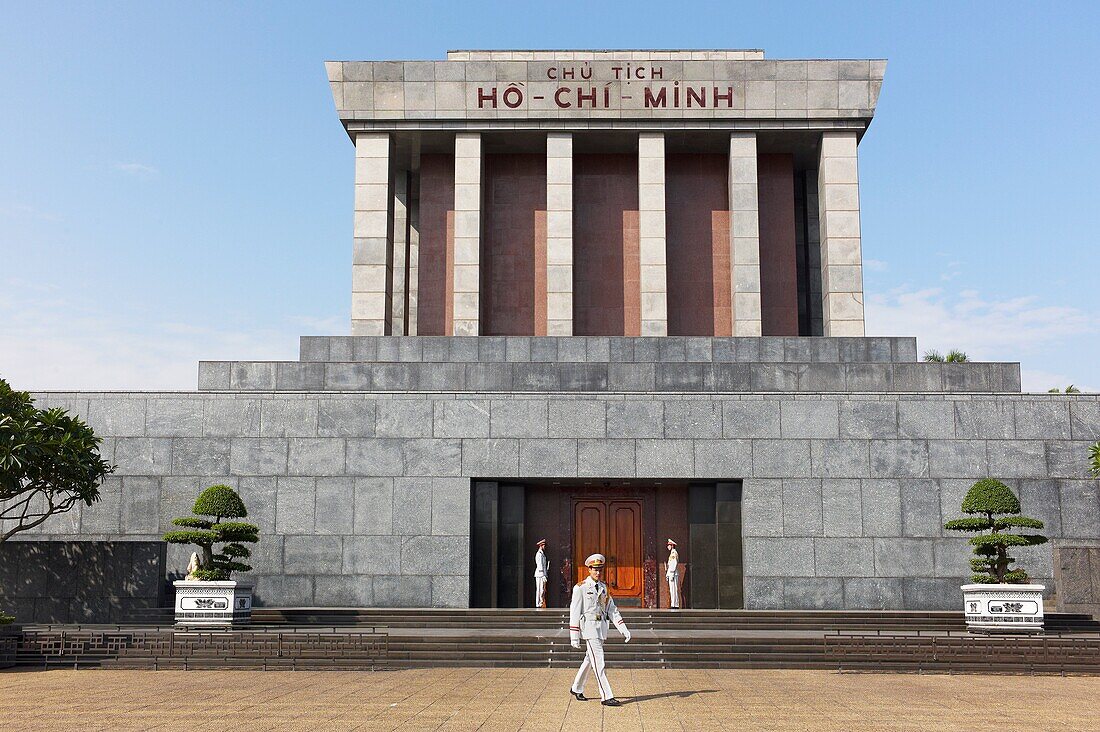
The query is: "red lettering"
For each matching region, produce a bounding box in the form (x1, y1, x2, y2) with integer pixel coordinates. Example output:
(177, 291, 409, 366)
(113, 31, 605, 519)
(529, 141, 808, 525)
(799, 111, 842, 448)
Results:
(477, 87, 497, 109)
(644, 87, 667, 108)
(547, 67, 557, 80)
(687, 86, 706, 108)
(502, 86, 523, 109)
(577, 87, 596, 107)
(611, 65, 623, 79)
(713, 86, 734, 107)
(636, 66, 646, 79)
(580, 65, 592, 80)
(562, 68, 575, 80)
(651, 66, 664, 80)
(673, 83, 680, 107)
(554, 87, 571, 108)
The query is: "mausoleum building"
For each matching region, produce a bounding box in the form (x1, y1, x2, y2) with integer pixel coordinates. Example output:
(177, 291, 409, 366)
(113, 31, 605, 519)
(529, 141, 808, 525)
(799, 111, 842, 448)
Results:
(10, 49, 1099, 618)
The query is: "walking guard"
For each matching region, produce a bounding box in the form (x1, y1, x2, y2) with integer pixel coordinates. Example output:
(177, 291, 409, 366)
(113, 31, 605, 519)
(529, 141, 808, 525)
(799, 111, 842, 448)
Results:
(568, 553, 631, 706)
(534, 538, 549, 608)
(666, 539, 680, 609)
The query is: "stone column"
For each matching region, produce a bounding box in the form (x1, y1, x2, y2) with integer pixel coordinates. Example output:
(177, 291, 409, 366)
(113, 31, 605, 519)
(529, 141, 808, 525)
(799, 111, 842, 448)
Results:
(389, 168, 409, 335)
(352, 132, 393, 336)
(545, 133, 573, 335)
(638, 132, 668, 336)
(407, 194, 420, 335)
(452, 133, 482, 336)
(817, 131, 865, 336)
(729, 133, 761, 335)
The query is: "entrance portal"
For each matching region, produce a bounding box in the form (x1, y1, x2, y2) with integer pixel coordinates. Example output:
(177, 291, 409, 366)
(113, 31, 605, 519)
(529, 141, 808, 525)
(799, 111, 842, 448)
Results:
(574, 499, 644, 606)
(470, 479, 743, 610)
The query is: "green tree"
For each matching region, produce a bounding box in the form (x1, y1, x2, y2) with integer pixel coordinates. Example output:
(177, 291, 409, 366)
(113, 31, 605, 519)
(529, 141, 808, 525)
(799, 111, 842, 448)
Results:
(1089, 442, 1100, 477)
(0, 377, 113, 542)
(163, 484, 259, 581)
(943, 478, 1048, 583)
(1047, 385, 1081, 393)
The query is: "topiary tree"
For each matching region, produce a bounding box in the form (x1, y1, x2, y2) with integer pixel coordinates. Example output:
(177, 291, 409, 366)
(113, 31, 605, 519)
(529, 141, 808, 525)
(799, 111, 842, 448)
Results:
(163, 484, 258, 581)
(944, 478, 1048, 583)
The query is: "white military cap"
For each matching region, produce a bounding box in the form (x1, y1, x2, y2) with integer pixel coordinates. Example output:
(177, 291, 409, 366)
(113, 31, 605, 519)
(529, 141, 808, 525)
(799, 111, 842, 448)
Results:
(584, 553, 606, 568)
(537, 538, 547, 546)
(667, 538, 677, 546)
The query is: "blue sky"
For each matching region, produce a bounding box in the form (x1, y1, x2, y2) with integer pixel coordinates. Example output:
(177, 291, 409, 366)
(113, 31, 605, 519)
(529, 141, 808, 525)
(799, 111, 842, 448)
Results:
(1, 1, 1097, 391)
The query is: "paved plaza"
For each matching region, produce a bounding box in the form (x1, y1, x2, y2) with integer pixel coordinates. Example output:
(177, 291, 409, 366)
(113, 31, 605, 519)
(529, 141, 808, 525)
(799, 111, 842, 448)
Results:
(2, 667, 1098, 731)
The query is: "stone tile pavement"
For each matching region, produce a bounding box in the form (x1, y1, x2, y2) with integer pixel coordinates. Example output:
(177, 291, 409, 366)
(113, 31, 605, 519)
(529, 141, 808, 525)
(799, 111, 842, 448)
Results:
(1, 667, 1098, 731)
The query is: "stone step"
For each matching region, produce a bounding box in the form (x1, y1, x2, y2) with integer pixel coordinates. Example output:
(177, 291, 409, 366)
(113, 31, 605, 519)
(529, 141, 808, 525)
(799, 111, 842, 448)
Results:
(298, 336, 921, 365)
(198, 359, 1021, 394)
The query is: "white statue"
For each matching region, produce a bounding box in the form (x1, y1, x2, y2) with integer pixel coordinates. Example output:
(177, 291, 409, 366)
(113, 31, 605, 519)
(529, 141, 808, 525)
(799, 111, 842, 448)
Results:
(185, 552, 201, 580)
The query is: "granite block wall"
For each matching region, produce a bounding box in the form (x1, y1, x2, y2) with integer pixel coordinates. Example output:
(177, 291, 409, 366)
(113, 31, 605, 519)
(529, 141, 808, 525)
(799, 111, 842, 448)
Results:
(0, 541, 165, 623)
(9, 389, 1099, 611)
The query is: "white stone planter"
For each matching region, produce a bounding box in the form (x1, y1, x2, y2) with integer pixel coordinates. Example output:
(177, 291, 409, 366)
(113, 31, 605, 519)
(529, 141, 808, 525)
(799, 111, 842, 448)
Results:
(173, 580, 253, 626)
(962, 583, 1045, 632)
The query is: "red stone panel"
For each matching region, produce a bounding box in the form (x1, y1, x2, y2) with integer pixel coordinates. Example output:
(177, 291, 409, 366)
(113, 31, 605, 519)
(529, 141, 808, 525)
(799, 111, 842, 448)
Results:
(481, 154, 547, 335)
(573, 154, 640, 336)
(665, 154, 731, 336)
(758, 154, 800, 336)
(416, 154, 455, 336)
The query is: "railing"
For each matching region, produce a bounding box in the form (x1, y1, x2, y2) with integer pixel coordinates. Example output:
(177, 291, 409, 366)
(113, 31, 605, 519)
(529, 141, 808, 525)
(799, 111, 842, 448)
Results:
(16, 627, 389, 670)
(825, 630, 1100, 674)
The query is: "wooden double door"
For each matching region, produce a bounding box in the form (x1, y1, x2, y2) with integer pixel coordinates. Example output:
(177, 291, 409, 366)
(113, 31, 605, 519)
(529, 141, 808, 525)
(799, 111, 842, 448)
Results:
(573, 499, 644, 606)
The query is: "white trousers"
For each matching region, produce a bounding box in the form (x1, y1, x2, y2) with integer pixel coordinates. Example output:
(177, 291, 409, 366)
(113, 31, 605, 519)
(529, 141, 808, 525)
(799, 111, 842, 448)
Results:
(668, 574, 680, 608)
(572, 638, 614, 701)
(535, 577, 547, 608)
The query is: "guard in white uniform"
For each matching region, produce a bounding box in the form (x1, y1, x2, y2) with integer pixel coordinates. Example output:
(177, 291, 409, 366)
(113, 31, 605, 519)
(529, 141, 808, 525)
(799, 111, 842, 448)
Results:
(666, 539, 680, 609)
(569, 553, 631, 706)
(534, 538, 549, 608)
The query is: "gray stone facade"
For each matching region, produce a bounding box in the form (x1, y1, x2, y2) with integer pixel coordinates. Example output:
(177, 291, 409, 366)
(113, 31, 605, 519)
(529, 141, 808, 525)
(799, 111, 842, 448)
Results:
(11, 336, 1099, 611)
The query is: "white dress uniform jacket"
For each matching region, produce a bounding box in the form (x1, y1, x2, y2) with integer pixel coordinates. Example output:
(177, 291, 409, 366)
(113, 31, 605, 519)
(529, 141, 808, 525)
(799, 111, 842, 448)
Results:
(569, 576, 628, 642)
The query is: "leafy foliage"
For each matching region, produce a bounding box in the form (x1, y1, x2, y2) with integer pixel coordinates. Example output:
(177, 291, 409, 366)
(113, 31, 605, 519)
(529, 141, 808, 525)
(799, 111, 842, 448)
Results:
(1090, 442, 1100, 478)
(1047, 385, 1081, 394)
(163, 484, 259, 581)
(0, 611, 13, 624)
(962, 478, 1020, 514)
(0, 377, 113, 542)
(944, 478, 1048, 583)
(922, 349, 970, 363)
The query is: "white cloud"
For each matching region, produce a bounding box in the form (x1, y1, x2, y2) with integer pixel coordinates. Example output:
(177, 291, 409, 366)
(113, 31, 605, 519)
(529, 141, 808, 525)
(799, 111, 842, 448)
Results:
(863, 258, 889, 272)
(1019, 369, 1092, 394)
(113, 161, 159, 178)
(0, 278, 343, 391)
(866, 287, 1096, 390)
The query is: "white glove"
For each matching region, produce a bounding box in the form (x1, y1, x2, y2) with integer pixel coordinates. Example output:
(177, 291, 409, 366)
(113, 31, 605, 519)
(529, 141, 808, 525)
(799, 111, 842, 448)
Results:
(623, 631, 632, 644)
(571, 639, 581, 649)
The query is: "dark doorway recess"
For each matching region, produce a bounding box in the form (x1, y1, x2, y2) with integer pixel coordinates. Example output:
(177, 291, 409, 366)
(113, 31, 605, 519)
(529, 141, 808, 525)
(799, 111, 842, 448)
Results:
(468, 479, 742, 609)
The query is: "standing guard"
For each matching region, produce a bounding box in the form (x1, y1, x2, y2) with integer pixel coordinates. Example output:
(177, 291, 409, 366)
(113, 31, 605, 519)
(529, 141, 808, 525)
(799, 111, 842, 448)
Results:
(534, 538, 549, 608)
(569, 553, 631, 706)
(666, 539, 680, 609)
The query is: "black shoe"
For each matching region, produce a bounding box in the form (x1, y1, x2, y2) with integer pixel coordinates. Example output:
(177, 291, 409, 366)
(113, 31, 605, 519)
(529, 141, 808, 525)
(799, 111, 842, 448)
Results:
(571, 690, 587, 701)
(601, 698, 622, 707)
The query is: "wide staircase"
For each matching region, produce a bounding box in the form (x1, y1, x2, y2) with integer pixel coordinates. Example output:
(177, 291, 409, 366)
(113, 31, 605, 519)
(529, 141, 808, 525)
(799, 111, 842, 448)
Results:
(13, 608, 1100, 673)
